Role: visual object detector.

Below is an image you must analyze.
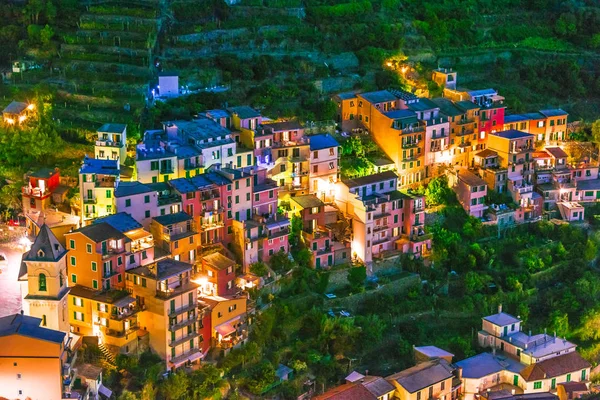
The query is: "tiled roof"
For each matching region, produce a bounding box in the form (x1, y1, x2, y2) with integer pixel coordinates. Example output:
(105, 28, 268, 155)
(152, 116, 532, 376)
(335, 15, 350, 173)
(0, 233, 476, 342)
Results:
(153, 211, 192, 226)
(544, 147, 568, 159)
(540, 109, 568, 117)
(455, 100, 480, 111)
(457, 169, 487, 187)
(69, 222, 129, 243)
(359, 90, 397, 104)
(94, 212, 143, 233)
(490, 130, 534, 140)
(0, 314, 65, 344)
(310, 134, 339, 151)
(203, 252, 235, 271)
(455, 352, 525, 379)
(483, 312, 521, 326)
(2, 100, 28, 114)
(384, 109, 416, 119)
(387, 359, 454, 393)
(431, 98, 464, 117)
(475, 149, 498, 158)
(388, 88, 418, 101)
(98, 123, 126, 134)
(291, 194, 324, 209)
(228, 105, 260, 119)
(23, 224, 67, 262)
(29, 168, 57, 179)
(342, 170, 398, 189)
(115, 181, 153, 197)
(315, 382, 379, 400)
(520, 352, 590, 381)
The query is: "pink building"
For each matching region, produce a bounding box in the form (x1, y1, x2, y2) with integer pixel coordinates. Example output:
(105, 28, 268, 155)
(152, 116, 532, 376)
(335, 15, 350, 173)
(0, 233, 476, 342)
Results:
(448, 168, 488, 218)
(335, 171, 431, 263)
(309, 134, 340, 202)
(251, 168, 278, 217)
(232, 215, 290, 269)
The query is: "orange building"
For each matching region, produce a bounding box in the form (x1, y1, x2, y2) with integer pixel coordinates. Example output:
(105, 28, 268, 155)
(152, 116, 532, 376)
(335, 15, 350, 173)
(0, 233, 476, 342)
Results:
(0, 314, 75, 400)
(150, 211, 200, 265)
(126, 259, 203, 369)
(64, 222, 130, 291)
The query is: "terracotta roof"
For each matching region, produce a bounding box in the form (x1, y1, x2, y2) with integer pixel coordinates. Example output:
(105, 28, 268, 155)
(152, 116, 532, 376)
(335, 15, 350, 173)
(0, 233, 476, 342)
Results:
(387, 359, 454, 393)
(520, 352, 590, 381)
(557, 381, 588, 396)
(315, 382, 378, 400)
(545, 147, 568, 159)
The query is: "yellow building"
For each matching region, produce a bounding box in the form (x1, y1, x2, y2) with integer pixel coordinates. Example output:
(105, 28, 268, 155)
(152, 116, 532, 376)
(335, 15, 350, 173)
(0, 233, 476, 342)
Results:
(200, 294, 248, 350)
(68, 285, 144, 356)
(95, 123, 128, 164)
(126, 258, 203, 369)
(79, 156, 120, 224)
(19, 224, 71, 334)
(386, 359, 457, 400)
(0, 314, 73, 400)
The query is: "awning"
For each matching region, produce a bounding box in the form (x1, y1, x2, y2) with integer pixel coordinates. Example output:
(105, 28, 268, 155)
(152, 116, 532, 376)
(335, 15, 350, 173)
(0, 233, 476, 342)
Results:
(98, 384, 113, 399)
(215, 323, 236, 337)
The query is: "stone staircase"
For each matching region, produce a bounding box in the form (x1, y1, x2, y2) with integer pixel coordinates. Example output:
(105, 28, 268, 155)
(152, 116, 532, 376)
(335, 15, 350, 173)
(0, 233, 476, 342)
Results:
(98, 343, 116, 366)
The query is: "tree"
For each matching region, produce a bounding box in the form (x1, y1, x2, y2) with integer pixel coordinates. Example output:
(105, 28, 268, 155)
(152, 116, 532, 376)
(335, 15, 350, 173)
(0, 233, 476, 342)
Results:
(245, 361, 276, 395)
(288, 214, 303, 247)
(118, 391, 138, 400)
(162, 371, 190, 400)
(425, 175, 453, 207)
(40, 24, 54, 46)
(140, 382, 158, 400)
(269, 251, 295, 274)
(189, 365, 227, 399)
(347, 265, 366, 291)
(250, 261, 269, 277)
(548, 311, 569, 337)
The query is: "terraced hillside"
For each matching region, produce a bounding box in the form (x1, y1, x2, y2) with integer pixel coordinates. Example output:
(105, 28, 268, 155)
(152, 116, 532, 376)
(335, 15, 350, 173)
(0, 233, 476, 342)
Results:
(50, 0, 165, 139)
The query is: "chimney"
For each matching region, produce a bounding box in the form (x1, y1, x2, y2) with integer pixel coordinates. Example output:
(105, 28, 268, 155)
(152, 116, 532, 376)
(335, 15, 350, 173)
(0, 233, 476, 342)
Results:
(529, 330, 532, 337)
(365, 370, 368, 376)
(498, 304, 502, 314)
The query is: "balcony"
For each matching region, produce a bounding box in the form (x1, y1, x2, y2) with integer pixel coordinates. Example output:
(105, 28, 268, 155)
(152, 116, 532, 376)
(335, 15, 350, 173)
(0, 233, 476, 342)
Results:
(169, 348, 202, 366)
(456, 118, 474, 125)
(165, 225, 197, 241)
(160, 167, 175, 175)
(291, 170, 309, 178)
(110, 304, 144, 321)
(83, 197, 96, 204)
(402, 141, 420, 149)
(513, 184, 533, 194)
(104, 323, 140, 338)
(200, 220, 224, 231)
(455, 129, 474, 136)
(509, 145, 532, 154)
(410, 233, 432, 242)
(158, 193, 181, 206)
(373, 224, 389, 232)
(101, 247, 125, 260)
(402, 153, 420, 162)
(168, 315, 198, 332)
(22, 186, 49, 198)
(102, 268, 120, 278)
(430, 143, 449, 152)
(96, 139, 122, 148)
(400, 126, 425, 135)
(373, 236, 391, 246)
(95, 179, 117, 188)
(169, 330, 201, 347)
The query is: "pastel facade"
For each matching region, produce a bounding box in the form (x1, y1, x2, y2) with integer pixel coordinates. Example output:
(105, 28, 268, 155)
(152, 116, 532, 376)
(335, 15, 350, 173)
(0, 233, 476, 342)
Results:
(448, 168, 488, 217)
(79, 156, 120, 224)
(309, 133, 340, 201)
(22, 167, 61, 213)
(150, 212, 199, 264)
(95, 123, 127, 163)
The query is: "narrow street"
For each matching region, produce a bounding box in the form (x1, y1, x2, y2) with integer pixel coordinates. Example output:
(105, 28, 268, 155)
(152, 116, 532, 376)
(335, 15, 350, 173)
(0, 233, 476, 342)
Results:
(0, 244, 26, 318)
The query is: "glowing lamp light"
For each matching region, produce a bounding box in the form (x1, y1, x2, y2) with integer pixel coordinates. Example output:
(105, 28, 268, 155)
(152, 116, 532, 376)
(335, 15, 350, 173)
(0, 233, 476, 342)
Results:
(18, 115, 26, 123)
(19, 236, 32, 250)
(386, 62, 392, 67)
(401, 66, 409, 74)
(5, 118, 14, 125)
(27, 104, 35, 110)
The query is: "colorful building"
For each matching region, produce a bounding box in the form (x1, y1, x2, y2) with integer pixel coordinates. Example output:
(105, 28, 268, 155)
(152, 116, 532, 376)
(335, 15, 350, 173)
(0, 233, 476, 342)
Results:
(309, 133, 340, 202)
(79, 156, 120, 224)
(150, 211, 200, 265)
(95, 123, 128, 163)
(19, 224, 71, 333)
(447, 168, 488, 218)
(22, 167, 62, 213)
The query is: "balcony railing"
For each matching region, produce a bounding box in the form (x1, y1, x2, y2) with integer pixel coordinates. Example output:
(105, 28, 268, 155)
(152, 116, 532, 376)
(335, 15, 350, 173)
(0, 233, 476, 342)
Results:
(456, 118, 474, 125)
(400, 126, 425, 134)
(166, 300, 198, 316)
(402, 141, 420, 149)
(95, 140, 122, 148)
(168, 314, 198, 332)
(104, 323, 140, 338)
(169, 331, 200, 347)
(110, 305, 144, 321)
(83, 197, 96, 204)
(169, 348, 202, 365)
(402, 154, 420, 162)
(22, 186, 50, 198)
(160, 167, 175, 175)
(513, 185, 533, 194)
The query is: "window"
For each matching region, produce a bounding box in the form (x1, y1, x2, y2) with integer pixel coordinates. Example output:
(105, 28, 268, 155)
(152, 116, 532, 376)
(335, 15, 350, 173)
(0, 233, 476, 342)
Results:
(313, 151, 318, 159)
(254, 193, 259, 202)
(17, 373, 22, 379)
(329, 162, 335, 170)
(144, 195, 150, 203)
(441, 381, 445, 391)
(142, 278, 147, 288)
(566, 373, 571, 382)
(582, 369, 586, 380)
(313, 165, 318, 173)
(38, 274, 47, 291)
(71, 274, 77, 284)
(235, 181, 239, 190)
(106, 190, 112, 198)
(73, 311, 84, 321)
(269, 190, 274, 199)
(145, 210, 150, 218)
(91, 261, 97, 272)
(471, 199, 477, 206)
(70, 256, 76, 266)
(417, 392, 421, 400)
(534, 382, 542, 390)
(92, 280, 98, 289)
(246, 193, 250, 201)
(246, 178, 251, 187)
(150, 161, 159, 170)
(69, 239, 75, 249)
(429, 386, 433, 398)
(86, 243, 92, 253)
(118, 257, 123, 265)
(235, 195, 239, 204)
(125, 199, 131, 207)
